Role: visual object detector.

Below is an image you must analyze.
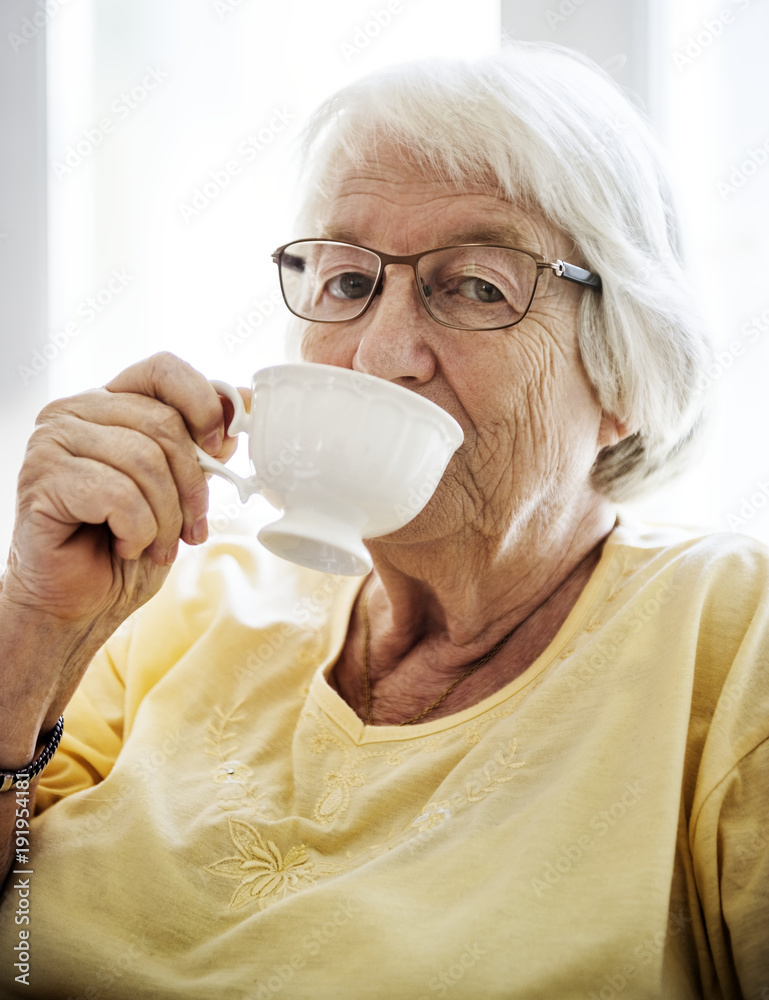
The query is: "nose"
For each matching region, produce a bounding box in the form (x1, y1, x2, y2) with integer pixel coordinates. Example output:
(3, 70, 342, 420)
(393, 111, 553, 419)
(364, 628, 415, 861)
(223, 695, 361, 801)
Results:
(352, 264, 438, 385)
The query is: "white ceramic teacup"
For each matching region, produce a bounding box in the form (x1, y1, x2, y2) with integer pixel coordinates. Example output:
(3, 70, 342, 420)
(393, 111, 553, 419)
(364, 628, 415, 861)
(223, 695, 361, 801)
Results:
(196, 363, 464, 576)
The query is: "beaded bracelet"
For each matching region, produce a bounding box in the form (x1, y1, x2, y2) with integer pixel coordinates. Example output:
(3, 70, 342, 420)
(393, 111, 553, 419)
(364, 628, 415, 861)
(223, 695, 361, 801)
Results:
(0, 717, 64, 793)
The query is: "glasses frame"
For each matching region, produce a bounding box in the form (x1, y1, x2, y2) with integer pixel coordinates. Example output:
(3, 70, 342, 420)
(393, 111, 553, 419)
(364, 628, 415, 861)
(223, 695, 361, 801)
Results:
(271, 239, 602, 332)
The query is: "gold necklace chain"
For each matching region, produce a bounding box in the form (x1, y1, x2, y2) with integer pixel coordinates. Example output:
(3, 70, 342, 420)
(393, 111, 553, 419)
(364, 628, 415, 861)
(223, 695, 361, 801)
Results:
(360, 588, 523, 727)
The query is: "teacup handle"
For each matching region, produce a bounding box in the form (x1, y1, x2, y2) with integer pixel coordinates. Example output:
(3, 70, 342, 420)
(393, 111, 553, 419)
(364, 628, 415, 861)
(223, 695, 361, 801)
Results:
(195, 380, 261, 503)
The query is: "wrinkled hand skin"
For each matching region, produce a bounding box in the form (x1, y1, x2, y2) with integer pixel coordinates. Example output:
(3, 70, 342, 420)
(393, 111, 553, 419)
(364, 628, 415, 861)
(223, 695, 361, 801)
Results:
(0, 352, 244, 734)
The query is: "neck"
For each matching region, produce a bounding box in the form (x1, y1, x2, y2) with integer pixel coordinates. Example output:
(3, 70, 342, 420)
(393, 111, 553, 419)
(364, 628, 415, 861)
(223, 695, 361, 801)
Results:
(367, 494, 616, 648)
(333, 492, 618, 725)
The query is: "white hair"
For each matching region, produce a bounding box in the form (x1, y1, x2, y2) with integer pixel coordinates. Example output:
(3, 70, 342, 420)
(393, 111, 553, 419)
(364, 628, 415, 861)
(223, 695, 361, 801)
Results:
(293, 42, 713, 500)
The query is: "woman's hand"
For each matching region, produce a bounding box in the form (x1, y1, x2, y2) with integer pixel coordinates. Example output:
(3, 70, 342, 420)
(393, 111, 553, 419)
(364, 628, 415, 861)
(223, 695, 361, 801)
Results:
(0, 352, 238, 743)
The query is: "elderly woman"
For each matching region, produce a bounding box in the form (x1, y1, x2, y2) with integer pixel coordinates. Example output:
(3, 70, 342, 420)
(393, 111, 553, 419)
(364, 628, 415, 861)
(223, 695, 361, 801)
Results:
(0, 42, 767, 1000)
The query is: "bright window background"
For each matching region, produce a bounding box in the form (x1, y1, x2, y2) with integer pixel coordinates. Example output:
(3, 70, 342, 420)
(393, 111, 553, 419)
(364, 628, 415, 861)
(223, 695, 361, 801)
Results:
(44, 0, 502, 539)
(623, 0, 769, 545)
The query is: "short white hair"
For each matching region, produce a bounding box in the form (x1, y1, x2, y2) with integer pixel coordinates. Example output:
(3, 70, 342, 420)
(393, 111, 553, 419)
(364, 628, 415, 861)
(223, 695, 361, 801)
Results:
(294, 42, 713, 500)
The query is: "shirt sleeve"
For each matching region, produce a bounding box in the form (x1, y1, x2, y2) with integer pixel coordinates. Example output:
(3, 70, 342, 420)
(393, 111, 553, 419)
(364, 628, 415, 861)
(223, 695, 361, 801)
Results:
(692, 740, 769, 1000)
(35, 621, 133, 813)
(687, 536, 769, 999)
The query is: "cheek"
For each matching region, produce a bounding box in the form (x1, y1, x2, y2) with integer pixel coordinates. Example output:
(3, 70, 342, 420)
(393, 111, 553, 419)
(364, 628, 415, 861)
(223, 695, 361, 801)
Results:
(300, 324, 358, 368)
(515, 330, 599, 427)
(470, 337, 597, 466)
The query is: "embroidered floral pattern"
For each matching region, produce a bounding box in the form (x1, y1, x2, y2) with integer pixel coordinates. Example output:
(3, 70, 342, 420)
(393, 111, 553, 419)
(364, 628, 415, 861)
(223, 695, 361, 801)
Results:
(207, 816, 315, 911)
(412, 802, 452, 834)
(205, 701, 528, 906)
(302, 702, 532, 824)
(205, 703, 274, 817)
(463, 739, 526, 802)
(214, 761, 253, 784)
(315, 761, 366, 824)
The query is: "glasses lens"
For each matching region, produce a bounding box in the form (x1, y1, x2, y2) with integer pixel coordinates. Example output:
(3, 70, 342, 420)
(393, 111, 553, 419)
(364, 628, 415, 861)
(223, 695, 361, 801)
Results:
(417, 247, 539, 330)
(278, 241, 381, 321)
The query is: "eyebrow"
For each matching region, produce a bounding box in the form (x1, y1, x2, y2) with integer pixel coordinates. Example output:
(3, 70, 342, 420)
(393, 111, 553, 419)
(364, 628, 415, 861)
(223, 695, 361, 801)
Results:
(320, 224, 543, 257)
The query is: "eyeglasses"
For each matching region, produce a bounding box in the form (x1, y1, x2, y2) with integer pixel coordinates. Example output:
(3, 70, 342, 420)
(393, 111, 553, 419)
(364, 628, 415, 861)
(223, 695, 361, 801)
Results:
(271, 239, 601, 332)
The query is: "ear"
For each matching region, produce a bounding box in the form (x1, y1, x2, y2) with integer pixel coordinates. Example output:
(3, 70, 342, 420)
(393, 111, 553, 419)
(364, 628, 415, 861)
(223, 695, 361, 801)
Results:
(597, 412, 636, 451)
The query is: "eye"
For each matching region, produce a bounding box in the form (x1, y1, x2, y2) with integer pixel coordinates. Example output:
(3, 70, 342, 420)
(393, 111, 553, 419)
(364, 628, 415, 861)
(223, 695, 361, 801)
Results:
(456, 277, 505, 303)
(327, 272, 375, 300)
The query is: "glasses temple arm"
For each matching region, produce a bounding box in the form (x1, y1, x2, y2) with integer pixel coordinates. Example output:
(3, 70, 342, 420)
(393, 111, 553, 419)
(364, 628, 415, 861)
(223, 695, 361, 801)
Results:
(551, 259, 602, 290)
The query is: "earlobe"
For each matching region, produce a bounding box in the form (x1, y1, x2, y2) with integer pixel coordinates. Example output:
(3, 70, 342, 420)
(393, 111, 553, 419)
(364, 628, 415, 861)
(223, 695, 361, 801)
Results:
(597, 412, 635, 450)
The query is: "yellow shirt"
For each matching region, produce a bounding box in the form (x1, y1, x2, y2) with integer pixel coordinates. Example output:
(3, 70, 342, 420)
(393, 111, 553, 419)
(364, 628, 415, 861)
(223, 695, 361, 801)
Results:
(1, 515, 768, 999)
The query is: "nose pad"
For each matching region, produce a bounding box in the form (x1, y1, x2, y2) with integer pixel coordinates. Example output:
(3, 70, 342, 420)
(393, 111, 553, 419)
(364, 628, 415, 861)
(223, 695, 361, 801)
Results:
(421, 281, 432, 298)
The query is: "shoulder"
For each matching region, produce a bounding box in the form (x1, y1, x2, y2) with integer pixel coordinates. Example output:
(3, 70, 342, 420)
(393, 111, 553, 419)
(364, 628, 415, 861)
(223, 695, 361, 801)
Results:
(611, 511, 769, 609)
(612, 512, 769, 742)
(607, 513, 769, 699)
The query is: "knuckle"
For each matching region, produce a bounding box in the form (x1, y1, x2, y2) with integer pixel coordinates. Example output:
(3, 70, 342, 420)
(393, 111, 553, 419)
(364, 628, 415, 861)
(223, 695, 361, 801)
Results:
(35, 400, 60, 425)
(93, 468, 127, 507)
(147, 350, 184, 381)
(185, 475, 210, 509)
(35, 396, 74, 426)
(147, 403, 186, 443)
(72, 468, 105, 499)
(93, 465, 141, 510)
(131, 435, 168, 480)
(37, 389, 104, 424)
(165, 508, 184, 538)
(17, 435, 65, 492)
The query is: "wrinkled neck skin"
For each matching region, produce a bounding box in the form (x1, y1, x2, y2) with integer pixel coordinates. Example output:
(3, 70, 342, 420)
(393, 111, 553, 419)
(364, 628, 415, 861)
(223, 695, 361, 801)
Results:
(366, 486, 616, 654)
(329, 483, 618, 726)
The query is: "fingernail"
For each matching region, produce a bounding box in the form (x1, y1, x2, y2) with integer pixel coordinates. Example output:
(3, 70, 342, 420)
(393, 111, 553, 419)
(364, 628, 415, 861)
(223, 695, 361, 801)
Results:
(201, 430, 222, 455)
(165, 541, 179, 565)
(191, 516, 208, 545)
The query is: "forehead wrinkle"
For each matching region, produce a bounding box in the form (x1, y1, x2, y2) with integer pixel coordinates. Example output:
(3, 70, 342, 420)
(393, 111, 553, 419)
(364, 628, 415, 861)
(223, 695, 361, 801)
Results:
(319, 222, 543, 257)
